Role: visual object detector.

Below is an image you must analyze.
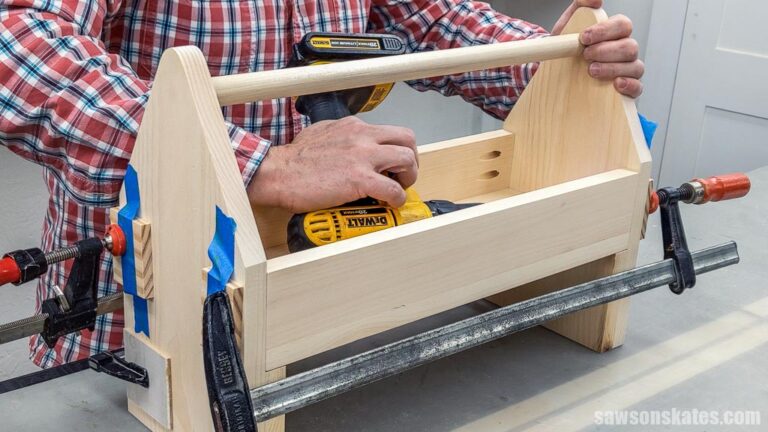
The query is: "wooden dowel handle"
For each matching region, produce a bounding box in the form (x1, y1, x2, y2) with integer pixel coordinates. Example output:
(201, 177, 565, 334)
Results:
(212, 34, 582, 106)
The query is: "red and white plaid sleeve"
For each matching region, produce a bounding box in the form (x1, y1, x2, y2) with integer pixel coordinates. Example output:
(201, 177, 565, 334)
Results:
(369, 0, 549, 120)
(0, 1, 270, 367)
(0, 2, 270, 207)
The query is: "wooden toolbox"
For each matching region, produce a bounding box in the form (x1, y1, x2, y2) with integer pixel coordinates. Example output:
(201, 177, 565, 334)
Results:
(113, 8, 651, 431)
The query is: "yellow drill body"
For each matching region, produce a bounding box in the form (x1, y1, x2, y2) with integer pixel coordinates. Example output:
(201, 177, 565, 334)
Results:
(288, 189, 433, 252)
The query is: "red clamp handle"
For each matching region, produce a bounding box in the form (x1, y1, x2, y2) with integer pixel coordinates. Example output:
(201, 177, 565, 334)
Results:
(692, 173, 751, 204)
(648, 173, 751, 214)
(0, 256, 21, 286)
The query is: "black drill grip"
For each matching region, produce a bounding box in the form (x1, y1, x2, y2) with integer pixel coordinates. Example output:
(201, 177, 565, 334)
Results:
(204, 291, 257, 432)
(295, 92, 352, 123)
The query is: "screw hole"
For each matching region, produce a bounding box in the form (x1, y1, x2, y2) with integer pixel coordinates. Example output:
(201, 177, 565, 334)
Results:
(479, 170, 500, 180)
(482, 150, 502, 160)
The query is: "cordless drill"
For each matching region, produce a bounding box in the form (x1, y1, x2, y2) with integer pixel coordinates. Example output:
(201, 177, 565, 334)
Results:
(288, 189, 478, 252)
(286, 32, 479, 252)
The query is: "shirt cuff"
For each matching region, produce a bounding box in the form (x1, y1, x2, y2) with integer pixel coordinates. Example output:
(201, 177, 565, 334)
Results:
(227, 123, 272, 188)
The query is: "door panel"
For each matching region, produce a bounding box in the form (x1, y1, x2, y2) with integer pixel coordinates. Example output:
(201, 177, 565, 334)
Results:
(696, 107, 768, 176)
(660, 0, 768, 185)
(718, 0, 768, 56)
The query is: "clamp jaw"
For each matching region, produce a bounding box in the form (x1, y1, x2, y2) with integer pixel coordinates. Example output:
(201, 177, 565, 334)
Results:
(89, 350, 150, 388)
(40, 237, 103, 347)
(204, 291, 257, 432)
(657, 187, 696, 294)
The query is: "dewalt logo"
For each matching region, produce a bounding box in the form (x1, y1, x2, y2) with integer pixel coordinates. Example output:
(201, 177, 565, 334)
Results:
(309, 37, 380, 50)
(346, 216, 388, 228)
(309, 37, 332, 48)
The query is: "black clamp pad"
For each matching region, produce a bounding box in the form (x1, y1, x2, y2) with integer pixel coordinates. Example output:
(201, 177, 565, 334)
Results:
(204, 291, 257, 432)
(89, 350, 149, 388)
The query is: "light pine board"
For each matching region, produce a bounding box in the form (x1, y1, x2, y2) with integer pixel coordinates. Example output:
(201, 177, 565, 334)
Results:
(494, 7, 652, 351)
(120, 47, 282, 431)
(212, 35, 582, 106)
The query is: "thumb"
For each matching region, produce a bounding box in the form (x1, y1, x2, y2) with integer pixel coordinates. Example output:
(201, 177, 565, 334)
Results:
(552, 0, 604, 35)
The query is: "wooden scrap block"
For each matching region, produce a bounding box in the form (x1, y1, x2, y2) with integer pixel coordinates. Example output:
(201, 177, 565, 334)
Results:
(107, 208, 153, 299)
(125, 329, 172, 430)
(226, 282, 244, 352)
(132, 219, 154, 299)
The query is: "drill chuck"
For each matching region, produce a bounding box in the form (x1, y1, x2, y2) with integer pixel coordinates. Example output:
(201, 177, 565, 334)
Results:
(291, 32, 405, 123)
(424, 201, 479, 216)
(295, 92, 352, 123)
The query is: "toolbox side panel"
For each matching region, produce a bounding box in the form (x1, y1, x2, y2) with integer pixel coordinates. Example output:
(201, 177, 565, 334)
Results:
(495, 7, 653, 352)
(264, 169, 637, 369)
(121, 47, 277, 432)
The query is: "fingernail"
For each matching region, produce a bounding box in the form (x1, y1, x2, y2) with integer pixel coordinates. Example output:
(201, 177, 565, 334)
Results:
(589, 63, 601, 76)
(617, 78, 628, 89)
(582, 30, 593, 45)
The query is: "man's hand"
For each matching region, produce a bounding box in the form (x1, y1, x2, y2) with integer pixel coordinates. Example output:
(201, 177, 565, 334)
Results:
(553, 0, 644, 98)
(248, 117, 418, 213)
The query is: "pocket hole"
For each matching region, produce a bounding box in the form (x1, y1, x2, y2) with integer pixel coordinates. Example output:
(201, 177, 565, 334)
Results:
(482, 150, 502, 160)
(479, 170, 500, 180)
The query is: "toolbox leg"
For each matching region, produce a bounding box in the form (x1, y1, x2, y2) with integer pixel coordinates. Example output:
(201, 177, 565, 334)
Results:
(488, 251, 634, 352)
(256, 368, 287, 432)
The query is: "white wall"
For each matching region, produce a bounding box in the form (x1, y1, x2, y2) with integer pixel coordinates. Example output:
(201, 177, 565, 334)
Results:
(494, 0, 652, 55)
(635, 0, 688, 181)
(0, 1, 655, 378)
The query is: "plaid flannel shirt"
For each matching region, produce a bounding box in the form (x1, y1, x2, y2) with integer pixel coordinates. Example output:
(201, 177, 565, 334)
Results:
(0, 0, 547, 368)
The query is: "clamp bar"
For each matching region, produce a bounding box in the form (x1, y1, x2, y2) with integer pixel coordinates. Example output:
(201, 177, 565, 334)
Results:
(251, 242, 739, 423)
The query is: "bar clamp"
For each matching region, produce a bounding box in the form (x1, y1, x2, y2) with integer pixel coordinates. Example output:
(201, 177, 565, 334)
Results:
(650, 174, 751, 294)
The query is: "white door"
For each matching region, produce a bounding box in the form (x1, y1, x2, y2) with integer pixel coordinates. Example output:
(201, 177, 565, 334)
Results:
(660, 0, 768, 185)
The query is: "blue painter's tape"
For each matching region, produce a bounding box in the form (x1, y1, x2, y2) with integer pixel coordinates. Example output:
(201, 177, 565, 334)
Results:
(132, 296, 149, 335)
(206, 207, 237, 297)
(117, 165, 149, 336)
(639, 114, 658, 149)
